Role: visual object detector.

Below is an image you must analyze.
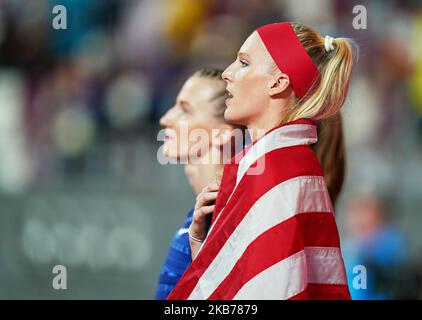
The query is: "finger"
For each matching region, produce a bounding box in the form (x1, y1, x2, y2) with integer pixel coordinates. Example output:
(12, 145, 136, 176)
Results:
(201, 205, 215, 215)
(194, 199, 202, 210)
(202, 191, 218, 202)
(195, 191, 218, 209)
(196, 192, 202, 202)
(195, 192, 206, 209)
(202, 180, 219, 192)
(208, 180, 220, 191)
(192, 210, 206, 225)
(192, 206, 213, 224)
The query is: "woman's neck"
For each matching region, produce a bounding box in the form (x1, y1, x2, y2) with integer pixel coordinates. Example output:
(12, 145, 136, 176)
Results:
(184, 146, 224, 196)
(246, 120, 280, 142)
(246, 103, 291, 142)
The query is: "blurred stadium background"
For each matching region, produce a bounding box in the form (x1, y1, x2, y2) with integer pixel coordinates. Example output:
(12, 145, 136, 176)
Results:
(0, 0, 421, 299)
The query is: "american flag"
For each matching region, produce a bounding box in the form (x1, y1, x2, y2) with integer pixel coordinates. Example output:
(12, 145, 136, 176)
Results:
(167, 118, 350, 300)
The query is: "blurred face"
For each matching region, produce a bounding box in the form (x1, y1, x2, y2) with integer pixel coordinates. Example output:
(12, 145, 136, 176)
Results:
(222, 31, 276, 127)
(346, 197, 383, 237)
(159, 76, 224, 161)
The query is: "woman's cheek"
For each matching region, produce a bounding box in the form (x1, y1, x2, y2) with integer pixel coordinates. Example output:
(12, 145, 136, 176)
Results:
(236, 66, 248, 78)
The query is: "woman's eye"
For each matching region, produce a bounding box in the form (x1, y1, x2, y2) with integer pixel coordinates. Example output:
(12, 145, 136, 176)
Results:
(240, 60, 249, 67)
(179, 104, 190, 114)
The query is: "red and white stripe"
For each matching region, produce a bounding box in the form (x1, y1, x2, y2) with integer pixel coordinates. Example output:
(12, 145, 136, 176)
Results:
(167, 119, 350, 300)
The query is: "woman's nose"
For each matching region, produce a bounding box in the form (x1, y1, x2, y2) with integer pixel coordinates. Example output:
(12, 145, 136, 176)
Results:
(159, 109, 172, 127)
(222, 64, 233, 82)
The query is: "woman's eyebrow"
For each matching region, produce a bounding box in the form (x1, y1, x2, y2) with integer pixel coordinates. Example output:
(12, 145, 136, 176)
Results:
(238, 52, 250, 59)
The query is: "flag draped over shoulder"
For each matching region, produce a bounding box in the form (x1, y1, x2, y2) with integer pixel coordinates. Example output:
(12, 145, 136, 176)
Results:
(167, 118, 350, 300)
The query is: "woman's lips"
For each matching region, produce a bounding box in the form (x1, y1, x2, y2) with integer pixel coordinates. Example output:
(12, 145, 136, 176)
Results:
(225, 89, 233, 104)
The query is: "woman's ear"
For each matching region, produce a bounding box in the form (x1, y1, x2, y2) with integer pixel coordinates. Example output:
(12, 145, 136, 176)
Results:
(269, 73, 290, 97)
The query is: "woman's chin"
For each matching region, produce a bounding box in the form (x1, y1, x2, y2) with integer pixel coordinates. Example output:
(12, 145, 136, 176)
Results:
(162, 144, 180, 161)
(224, 108, 244, 126)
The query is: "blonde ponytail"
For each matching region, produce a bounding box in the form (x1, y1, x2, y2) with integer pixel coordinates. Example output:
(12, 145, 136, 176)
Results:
(284, 23, 355, 122)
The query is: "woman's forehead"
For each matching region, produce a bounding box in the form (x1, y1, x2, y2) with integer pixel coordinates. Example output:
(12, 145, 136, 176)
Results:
(239, 31, 258, 51)
(239, 31, 271, 62)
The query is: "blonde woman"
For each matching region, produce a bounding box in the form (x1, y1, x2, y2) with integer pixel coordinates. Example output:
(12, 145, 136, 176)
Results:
(168, 22, 354, 300)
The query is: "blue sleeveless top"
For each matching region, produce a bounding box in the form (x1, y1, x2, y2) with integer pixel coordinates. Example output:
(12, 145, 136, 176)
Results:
(155, 209, 193, 299)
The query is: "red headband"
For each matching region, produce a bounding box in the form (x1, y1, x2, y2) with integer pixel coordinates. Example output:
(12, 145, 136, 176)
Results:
(257, 22, 320, 99)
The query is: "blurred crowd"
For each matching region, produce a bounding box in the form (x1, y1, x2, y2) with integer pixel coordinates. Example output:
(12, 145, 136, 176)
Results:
(0, 0, 422, 299)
